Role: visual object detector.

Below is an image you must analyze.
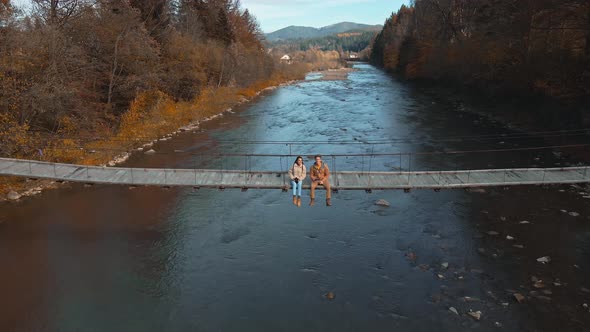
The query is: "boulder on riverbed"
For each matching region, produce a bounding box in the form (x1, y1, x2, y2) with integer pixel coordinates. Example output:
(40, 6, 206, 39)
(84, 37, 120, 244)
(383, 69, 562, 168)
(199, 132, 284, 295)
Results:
(375, 199, 390, 207)
(144, 149, 156, 155)
(7, 191, 20, 201)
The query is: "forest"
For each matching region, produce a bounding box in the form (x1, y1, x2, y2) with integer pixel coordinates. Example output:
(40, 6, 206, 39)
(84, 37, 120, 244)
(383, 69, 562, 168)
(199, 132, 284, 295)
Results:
(269, 30, 377, 56)
(0, 0, 312, 162)
(370, 0, 590, 106)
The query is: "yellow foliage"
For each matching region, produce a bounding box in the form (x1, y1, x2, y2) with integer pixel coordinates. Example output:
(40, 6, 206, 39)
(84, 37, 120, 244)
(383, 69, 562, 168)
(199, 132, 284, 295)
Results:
(44, 138, 86, 163)
(57, 116, 78, 135)
(0, 113, 37, 158)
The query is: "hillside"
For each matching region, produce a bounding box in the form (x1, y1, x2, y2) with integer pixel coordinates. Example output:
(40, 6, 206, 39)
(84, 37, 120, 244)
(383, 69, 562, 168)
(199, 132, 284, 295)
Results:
(266, 22, 381, 41)
(270, 29, 377, 56)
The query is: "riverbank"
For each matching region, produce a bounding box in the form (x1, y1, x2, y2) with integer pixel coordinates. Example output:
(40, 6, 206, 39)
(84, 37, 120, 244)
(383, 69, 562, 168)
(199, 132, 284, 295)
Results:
(317, 67, 356, 81)
(0, 75, 303, 202)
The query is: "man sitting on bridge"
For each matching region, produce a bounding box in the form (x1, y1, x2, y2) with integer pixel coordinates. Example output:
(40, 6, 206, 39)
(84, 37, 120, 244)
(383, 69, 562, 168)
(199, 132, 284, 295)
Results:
(310, 155, 331, 206)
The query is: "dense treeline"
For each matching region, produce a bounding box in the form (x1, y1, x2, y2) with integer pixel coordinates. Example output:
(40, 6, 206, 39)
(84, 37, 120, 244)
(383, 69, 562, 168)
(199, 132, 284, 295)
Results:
(0, 0, 294, 159)
(371, 0, 590, 103)
(270, 30, 376, 55)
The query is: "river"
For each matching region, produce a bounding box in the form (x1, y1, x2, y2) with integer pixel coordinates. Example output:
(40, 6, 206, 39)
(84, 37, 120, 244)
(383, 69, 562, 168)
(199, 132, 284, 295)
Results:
(1, 64, 590, 331)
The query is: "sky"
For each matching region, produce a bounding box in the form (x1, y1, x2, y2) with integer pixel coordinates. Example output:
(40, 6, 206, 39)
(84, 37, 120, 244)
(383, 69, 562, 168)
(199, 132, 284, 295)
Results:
(240, 0, 409, 33)
(10, 0, 410, 33)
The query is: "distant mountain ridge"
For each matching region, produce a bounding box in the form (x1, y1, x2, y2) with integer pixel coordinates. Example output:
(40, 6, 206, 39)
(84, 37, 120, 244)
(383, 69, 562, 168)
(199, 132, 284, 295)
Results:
(266, 22, 382, 41)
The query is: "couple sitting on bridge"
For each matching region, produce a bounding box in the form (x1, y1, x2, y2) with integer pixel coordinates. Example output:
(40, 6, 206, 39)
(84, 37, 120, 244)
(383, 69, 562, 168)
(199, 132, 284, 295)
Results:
(288, 155, 331, 207)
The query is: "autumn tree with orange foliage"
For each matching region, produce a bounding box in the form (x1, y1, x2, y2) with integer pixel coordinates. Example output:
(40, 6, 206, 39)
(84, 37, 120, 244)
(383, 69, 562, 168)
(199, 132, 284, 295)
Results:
(0, 0, 301, 162)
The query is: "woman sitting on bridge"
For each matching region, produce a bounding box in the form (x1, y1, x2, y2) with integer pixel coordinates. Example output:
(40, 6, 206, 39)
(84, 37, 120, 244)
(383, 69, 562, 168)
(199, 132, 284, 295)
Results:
(288, 156, 307, 207)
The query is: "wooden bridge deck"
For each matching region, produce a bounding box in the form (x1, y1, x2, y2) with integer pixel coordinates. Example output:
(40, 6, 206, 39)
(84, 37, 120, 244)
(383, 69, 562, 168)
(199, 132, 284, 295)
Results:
(1, 158, 589, 190)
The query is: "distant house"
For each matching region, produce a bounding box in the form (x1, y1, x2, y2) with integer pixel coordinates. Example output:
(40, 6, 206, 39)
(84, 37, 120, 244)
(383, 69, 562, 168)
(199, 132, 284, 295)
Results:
(280, 54, 292, 64)
(349, 53, 359, 60)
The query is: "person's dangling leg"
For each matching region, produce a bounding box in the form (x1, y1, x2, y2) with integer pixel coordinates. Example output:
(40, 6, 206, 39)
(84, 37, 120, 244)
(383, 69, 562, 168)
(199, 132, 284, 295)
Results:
(310, 181, 317, 206)
(296, 181, 302, 207)
(291, 180, 297, 205)
(324, 180, 332, 206)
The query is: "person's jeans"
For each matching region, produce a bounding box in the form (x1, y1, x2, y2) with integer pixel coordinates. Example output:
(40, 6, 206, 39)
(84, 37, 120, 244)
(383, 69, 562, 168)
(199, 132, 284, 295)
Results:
(291, 180, 302, 196)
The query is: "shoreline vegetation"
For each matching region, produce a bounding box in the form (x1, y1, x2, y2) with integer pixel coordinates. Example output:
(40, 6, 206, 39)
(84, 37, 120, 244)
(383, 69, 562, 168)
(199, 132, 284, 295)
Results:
(0, 0, 348, 202)
(369, 1, 590, 127)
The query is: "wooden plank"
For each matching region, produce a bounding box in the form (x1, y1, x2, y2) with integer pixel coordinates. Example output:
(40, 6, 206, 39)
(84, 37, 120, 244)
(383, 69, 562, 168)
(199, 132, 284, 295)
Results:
(0, 161, 28, 175)
(0, 160, 18, 173)
(197, 171, 213, 186)
(193, 171, 207, 186)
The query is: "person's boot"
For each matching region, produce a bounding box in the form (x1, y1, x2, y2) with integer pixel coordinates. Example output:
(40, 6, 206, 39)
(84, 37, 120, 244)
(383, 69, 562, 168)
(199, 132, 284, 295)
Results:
(297, 197, 301, 207)
(293, 195, 297, 205)
(326, 198, 332, 206)
(309, 198, 315, 206)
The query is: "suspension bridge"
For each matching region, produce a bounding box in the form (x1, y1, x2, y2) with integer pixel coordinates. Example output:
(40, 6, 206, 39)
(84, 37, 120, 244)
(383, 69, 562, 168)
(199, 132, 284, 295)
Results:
(1, 155, 589, 191)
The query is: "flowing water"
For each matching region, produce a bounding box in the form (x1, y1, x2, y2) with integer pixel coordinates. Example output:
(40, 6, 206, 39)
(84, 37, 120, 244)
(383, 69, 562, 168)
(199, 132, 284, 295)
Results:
(1, 64, 590, 331)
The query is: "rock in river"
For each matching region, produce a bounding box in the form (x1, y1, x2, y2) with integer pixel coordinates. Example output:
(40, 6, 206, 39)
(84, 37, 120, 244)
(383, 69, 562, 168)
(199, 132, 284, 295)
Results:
(514, 293, 526, 303)
(144, 149, 156, 155)
(375, 199, 390, 207)
(7, 191, 20, 201)
(467, 310, 482, 321)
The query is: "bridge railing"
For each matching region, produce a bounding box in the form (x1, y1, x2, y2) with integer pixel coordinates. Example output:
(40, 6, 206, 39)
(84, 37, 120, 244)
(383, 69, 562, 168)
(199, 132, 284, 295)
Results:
(169, 148, 584, 174)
